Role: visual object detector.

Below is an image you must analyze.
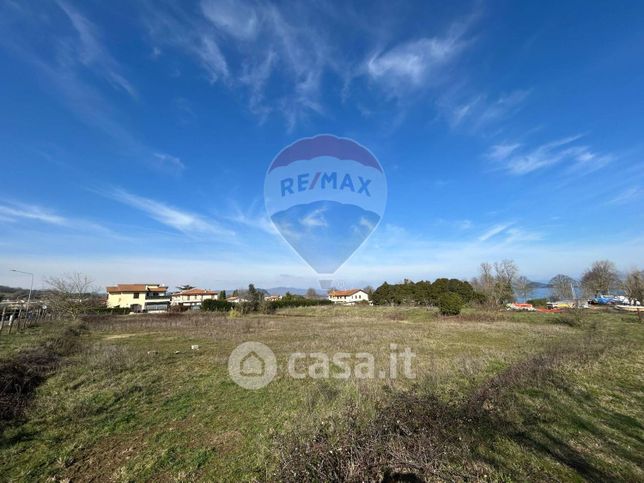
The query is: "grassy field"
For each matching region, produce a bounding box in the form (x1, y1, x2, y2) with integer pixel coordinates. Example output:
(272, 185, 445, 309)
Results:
(0, 306, 642, 481)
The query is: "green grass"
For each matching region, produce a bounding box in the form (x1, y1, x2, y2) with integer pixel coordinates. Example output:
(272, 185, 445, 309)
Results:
(0, 307, 641, 481)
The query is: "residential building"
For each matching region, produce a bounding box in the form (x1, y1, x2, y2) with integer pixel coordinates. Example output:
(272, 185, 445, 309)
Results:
(171, 288, 219, 309)
(106, 284, 170, 312)
(328, 289, 370, 305)
(264, 294, 282, 302)
(226, 295, 249, 304)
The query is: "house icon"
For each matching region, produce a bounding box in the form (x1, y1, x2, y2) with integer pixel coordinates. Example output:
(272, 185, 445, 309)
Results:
(228, 341, 277, 389)
(240, 351, 265, 376)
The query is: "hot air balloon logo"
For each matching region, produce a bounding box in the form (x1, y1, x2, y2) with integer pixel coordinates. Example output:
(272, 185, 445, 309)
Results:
(264, 134, 387, 285)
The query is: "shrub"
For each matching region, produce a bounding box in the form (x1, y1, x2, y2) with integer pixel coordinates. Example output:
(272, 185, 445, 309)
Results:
(269, 298, 333, 310)
(526, 298, 548, 308)
(227, 308, 241, 319)
(201, 299, 235, 312)
(438, 293, 463, 316)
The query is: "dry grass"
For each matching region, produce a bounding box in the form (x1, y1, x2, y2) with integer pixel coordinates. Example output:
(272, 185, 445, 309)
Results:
(0, 307, 641, 481)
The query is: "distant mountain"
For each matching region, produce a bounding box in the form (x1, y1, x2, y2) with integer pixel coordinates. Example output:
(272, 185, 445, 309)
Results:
(528, 281, 551, 289)
(263, 287, 320, 296)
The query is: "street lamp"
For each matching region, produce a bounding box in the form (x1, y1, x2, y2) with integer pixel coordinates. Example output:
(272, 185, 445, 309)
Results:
(10, 269, 34, 320)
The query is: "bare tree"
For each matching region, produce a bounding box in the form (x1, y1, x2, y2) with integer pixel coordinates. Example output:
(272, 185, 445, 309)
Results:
(471, 262, 495, 300)
(513, 275, 533, 301)
(580, 260, 621, 296)
(549, 274, 578, 301)
(623, 268, 644, 303)
(305, 288, 319, 299)
(44, 273, 99, 319)
(471, 261, 519, 305)
(494, 259, 519, 304)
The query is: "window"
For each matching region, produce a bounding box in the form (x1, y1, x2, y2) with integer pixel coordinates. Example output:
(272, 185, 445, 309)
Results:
(133, 293, 139, 299)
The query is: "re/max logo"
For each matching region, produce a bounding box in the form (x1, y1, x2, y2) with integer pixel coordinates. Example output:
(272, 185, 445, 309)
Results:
(280, 172, 371, 197)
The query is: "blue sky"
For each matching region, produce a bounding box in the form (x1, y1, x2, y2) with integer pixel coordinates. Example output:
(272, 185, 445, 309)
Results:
(1, 0, 643, 291)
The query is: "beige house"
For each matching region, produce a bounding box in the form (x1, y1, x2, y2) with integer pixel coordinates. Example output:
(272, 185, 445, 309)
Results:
(328, 289, 370, 305)
(171, 288, 219, 309)
(106, 284, 170, 312)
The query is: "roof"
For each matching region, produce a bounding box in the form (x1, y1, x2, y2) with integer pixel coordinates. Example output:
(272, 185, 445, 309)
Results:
(106, 284, 168, 294)
(329, 289, 365, 297)
(174, 288, 218, 296)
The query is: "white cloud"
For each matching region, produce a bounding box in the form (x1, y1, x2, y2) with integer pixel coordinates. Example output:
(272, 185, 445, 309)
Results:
(478, 223, 512, 241)
(608, 186, 642, 205)
(153, 153, 186, 173)
(0, 202, 67, 226)
(56, 1, 136, 97)
(0, 2, 186, 174)
(365, 22, 469, 96)
(301, 208, 328, 228)
(448, 90, 530, 129)
(489, 135, 613, 175)
(145, 1, 336, 129)
(224, 201, 278, 235)
(200, 0, 259, 40)
(106, 188, 235, 237)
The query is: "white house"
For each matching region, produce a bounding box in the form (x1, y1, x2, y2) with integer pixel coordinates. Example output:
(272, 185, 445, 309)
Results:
(328, 289, 370, 305)
(171, 288, 219, 309)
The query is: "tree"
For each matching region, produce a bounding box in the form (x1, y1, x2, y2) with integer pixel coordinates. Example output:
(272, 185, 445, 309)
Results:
(581, 260, 621, 296)
(549, 274, 578, 301)
(471, 262, 496, 304)
(44, 273, 99, 319)
(372, 282, 396, 305)
(513, 275, 533, 301)
(247, 284, 262, 304)
(438, 292, 463, 316)
(218, 290, 226, 300)
(494, 260, 519, 304)
(623, 269, 644, 303)
(305, 288, 319, 299)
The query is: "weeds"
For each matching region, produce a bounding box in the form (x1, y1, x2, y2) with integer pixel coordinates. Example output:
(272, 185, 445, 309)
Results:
(0, 324, 86, 428)
(276, 328, 615, 482)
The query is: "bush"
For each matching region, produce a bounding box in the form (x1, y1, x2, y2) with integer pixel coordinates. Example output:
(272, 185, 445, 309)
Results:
(227, 308, 241, 319)
(438, 292, 463, 316)
(526, 298, 548, 308)
(269, 299, 333, 310)
(201, 299, 235, 312)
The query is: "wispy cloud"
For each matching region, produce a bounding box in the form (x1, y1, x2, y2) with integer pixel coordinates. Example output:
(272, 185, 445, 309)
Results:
(446, 90, 530, 129)
(0, 200, 120, 238)
(106, 188, 235, 237)
(223, 201, 277, 235)
(478, 223, 512, 241)
(366, 23, 468, 96)
(0, 2, 184, 174)
(608, 186, 642, 205)
(153, 153, 185, 173)
(489, 135, 614, 175)
(301, 208, 328, 228)
(56, 1, 136, 97)
(144, 0, 337, 129)
(0, 202, 67, 226)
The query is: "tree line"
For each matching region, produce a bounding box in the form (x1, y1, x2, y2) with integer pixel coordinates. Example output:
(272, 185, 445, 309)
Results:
(371, 259, 644, 310)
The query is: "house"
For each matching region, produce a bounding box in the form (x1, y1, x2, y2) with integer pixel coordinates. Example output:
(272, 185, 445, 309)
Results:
(226, 296, 249, 304)
(171, 288, 219, 309)
(328, 289, 370, 305)
(106, 284, 170, 312)
(264, 294, 282, 302)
